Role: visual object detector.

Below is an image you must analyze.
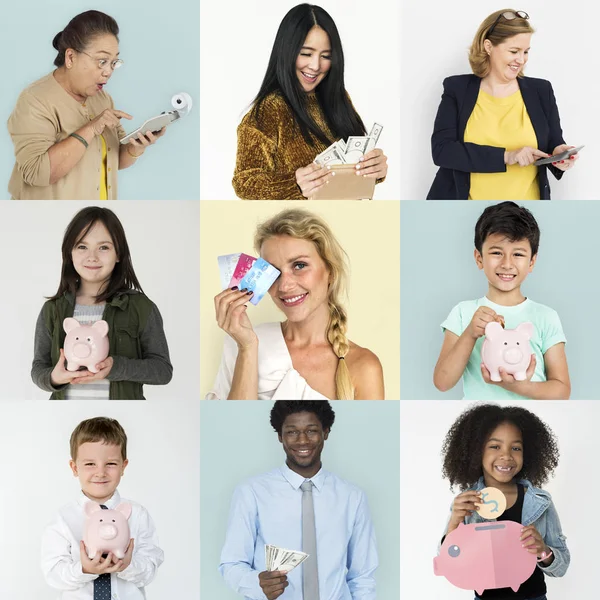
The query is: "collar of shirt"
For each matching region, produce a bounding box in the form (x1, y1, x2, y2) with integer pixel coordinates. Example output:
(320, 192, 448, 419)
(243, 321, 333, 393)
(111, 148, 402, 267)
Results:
(76, 488, 121, 509)
(280, 463, 326, 492)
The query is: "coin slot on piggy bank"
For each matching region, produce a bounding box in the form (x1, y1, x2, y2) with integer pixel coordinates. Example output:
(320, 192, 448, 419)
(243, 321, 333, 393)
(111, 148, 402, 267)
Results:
(434, 521, 537, 594)
(481, 321, 534, 382)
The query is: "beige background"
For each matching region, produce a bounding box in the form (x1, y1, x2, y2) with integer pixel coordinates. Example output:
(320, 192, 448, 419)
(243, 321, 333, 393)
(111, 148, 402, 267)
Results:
(200, 201, 400, 400)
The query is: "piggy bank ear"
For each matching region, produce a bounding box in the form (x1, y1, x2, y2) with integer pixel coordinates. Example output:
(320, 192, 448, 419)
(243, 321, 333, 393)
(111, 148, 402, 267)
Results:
(92, 320, 109, 338)
(84, 501, 102, 516)
(484, 321, 504, 340)
(516, 322, 534, 340)
(116, 502, 132, 520)
(63, 318, 80, 334)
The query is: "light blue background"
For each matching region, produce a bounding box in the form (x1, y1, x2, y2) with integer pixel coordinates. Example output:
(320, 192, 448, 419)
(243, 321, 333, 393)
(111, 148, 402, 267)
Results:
(200, 401, 400, 600)
(0, 0, 199, 200)
(401, 201, 600, 400)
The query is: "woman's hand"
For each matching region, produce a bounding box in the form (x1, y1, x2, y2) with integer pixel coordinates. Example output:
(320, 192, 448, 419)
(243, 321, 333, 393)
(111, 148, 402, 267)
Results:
(504, 147, 549, 167)
(50, 348, 93, 386)
(214, 287, 258, 350)
(355, 148, 388, 179)
(448, 490, 482, 533)
(127, 127, 167, 157)
(551, 144, 579, 171)
(71, 357, 114, 385)
(87, 109, 133, 136)
(295, 162, 331, 198)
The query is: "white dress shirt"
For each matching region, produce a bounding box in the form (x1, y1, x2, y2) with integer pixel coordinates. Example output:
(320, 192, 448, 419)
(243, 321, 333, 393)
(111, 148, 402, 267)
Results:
(41, 489, 164, 600)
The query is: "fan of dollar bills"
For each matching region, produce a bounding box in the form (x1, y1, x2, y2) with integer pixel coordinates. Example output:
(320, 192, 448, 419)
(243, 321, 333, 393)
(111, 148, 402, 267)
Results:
(265, 544, 309, 573)
(314, 122, 383, 166)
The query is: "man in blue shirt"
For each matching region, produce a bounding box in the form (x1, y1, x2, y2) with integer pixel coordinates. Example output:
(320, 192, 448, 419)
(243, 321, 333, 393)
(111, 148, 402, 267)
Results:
(219, 400, 378, 600)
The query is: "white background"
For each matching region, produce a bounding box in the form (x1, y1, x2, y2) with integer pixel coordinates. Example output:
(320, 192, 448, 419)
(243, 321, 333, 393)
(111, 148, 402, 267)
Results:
(400, 0, 600, 199)
(0, 400, 200, 599)
(200, 0, 401, 200)
(0, 201, 199, 400)
(400, 400, 596, 597)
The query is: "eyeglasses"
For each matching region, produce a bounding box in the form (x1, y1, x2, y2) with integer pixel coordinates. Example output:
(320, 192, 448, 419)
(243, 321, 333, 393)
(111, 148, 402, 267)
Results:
(487, 10, 530, 39)
(79, 51, 124, 71)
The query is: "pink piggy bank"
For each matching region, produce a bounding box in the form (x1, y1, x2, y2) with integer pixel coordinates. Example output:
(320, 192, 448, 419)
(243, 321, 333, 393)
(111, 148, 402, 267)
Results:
(83, 501, 132, 559)
(63, 318, 109, 373)
(481, 322, 534, 382)
(434, 521, 537, 594)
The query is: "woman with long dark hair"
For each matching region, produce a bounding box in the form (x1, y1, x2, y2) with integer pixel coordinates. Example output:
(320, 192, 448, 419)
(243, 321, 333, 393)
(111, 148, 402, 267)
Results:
(232, 4, 388, 199)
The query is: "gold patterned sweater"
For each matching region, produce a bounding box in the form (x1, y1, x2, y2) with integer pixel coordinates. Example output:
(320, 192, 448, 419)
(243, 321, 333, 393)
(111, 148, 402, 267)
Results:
(233, 92, 342, 200)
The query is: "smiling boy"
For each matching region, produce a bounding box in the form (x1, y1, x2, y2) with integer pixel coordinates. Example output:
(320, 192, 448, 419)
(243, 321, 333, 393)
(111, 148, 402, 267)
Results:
(41, 417, 164, 599)
(433, 201, 570, 400)
(219, 400, 378, 599)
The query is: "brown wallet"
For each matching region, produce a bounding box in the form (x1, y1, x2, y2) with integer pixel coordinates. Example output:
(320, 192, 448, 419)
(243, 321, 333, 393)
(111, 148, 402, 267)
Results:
(309, 164, 375, 200)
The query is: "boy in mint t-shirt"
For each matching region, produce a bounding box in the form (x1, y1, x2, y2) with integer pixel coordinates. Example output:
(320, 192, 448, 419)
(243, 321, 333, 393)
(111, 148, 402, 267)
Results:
(434, 202, 570, 400)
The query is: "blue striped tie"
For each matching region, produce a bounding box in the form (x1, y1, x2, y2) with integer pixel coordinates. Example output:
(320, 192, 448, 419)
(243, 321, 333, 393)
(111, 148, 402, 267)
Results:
(93, 505, 111, 600)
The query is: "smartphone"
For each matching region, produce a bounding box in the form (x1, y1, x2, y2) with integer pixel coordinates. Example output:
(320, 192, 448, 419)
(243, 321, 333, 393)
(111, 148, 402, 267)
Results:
(534, 145, 584, 166)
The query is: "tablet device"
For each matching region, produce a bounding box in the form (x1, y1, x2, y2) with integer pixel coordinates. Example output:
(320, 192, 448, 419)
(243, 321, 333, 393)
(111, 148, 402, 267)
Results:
(534, 145, 584, 166)
(309, 164, 375, 200)
(120, 111, 180, 145)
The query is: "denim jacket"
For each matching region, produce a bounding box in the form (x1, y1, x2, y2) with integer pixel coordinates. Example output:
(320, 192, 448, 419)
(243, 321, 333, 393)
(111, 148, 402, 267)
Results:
(442, 477, 570, 578)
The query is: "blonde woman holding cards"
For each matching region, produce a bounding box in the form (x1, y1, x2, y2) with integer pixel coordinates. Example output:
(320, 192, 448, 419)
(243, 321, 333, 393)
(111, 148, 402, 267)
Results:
(232, 3, 388, 200)
(208, 209, 384, 400)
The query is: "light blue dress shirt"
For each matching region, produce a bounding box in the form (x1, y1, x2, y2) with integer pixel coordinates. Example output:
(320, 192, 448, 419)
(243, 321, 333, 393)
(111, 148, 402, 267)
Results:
(219, 463, 378, 599)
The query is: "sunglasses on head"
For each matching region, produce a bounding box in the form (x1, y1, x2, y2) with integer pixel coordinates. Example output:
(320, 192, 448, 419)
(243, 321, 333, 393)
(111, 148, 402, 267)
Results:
(487, 10, 530, 38)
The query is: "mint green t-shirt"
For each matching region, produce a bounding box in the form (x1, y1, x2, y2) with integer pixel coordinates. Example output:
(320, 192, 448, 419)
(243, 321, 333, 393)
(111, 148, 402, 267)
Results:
(441, 297, 566, 400)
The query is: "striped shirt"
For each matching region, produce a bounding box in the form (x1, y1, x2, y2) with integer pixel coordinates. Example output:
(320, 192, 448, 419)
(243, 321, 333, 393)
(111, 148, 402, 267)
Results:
(64, 303, 110, 400)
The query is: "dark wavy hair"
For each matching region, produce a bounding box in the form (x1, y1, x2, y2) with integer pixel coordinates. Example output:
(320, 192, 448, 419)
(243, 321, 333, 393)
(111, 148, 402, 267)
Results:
(441, 403, 559, 490)
(474, 201, 541, 256)
(52, 10, 119, 67)
(270, 401, 336, 434)
(49, 207, 143, 303)
(252, 3, 365, 146)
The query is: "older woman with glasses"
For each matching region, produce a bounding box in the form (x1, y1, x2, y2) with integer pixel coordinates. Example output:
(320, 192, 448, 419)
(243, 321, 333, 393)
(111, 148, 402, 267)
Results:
(7, 10, 165, 200)
(428, 9, 578, 200)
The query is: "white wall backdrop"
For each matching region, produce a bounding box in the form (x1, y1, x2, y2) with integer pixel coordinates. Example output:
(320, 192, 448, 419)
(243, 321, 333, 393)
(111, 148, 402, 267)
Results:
(400, 0, 600, 199)
(200, 0, 401, 200)
(0, 400, 200, 599)
(400, 400, 596, 597)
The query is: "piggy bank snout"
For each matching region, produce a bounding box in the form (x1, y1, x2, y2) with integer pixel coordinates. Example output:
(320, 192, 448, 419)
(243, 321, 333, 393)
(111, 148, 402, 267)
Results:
(503, 346, 524, 365)
(98, 523, 119, 539)
(73, 342, 92, 358)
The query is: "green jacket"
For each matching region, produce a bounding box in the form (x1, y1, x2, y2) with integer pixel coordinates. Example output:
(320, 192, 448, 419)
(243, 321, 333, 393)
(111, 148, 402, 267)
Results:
(41, 291, 161, 400)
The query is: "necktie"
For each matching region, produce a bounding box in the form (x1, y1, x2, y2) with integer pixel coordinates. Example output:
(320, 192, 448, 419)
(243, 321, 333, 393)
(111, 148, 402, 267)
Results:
(94, 504, 111, 600)
(300, 480, 320, 600)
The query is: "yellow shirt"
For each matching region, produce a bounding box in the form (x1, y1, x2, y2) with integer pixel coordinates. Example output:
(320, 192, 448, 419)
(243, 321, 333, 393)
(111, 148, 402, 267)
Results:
(465, 89, 539, 200)
(100, 135, 108, 200)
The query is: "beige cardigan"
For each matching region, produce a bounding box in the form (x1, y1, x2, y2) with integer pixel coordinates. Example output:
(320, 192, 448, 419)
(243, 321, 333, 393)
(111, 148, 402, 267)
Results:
(7, 72, 126, 200)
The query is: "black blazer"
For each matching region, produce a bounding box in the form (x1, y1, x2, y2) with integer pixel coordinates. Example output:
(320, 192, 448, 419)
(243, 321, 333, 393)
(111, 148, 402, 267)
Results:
(427, 74, 565, 200)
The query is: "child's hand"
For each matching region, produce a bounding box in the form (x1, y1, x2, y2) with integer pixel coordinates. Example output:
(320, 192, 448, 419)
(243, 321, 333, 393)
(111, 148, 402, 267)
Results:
(79, 540, 123, 574)
(448, 490, 482, 532)
(520, 526, 552, 561)
(481, 354, 536, 389)
(71, 357, 114, 385)
(50, 348, 93, 386)
(466, 307, 504, 340)
(114, 538, 134, 572)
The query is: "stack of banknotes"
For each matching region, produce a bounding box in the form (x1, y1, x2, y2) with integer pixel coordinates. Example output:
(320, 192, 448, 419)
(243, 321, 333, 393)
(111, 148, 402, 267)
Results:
(265, 544, 309, 573)
(314, 122, 383, 166)
(217, 253, 280, 305)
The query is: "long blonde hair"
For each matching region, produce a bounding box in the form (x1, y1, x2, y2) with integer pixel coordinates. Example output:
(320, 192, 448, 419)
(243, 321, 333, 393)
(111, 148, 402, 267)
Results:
(254, 208, 353, 400)
(469, 9, 534, 78)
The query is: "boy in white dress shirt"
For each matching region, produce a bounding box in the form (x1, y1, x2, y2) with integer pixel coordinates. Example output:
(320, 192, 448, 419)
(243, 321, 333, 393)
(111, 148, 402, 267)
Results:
(41, 417, 164, 600)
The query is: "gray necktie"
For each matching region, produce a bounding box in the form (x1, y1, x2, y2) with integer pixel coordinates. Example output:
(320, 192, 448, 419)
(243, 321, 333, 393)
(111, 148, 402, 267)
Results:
(300, 480, 320, 600)
(94, 505, 111, 600)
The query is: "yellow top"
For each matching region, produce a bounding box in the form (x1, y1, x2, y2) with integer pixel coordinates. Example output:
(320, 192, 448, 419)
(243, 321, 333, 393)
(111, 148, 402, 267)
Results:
(465, 89, 539, 200)
(100, 135, 108, 200)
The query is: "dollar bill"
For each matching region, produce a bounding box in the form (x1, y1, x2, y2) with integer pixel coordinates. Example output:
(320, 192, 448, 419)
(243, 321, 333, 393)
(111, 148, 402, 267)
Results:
(365, 122, 383, 153)
(344, 135, 370, 162)
(265, 544, 309, 573)
(313, 123, 383, 165)
(217, 253, 241, 290)
(238, 257, 281, 305)
(314, 142, 347, 166)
